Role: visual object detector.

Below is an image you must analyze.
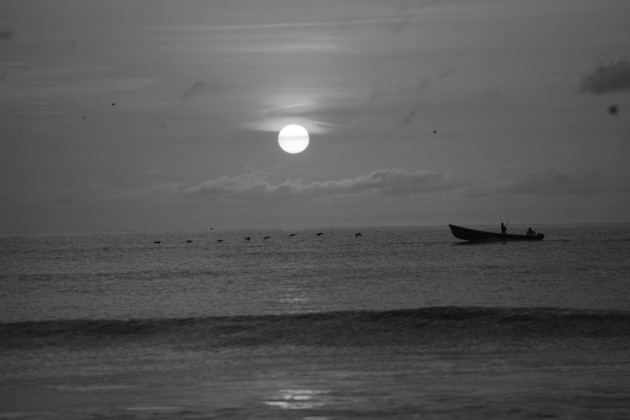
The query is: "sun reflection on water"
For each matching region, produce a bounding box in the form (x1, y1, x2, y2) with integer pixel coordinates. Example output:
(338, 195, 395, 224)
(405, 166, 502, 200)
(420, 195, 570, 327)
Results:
(264, 388, 330, 410)
(276, 283, 318, 313)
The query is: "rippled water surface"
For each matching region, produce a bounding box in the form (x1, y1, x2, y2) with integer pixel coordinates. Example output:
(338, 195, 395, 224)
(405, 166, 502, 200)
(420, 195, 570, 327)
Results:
(2, 224, 630, 322)
(1, 224, 630, 419)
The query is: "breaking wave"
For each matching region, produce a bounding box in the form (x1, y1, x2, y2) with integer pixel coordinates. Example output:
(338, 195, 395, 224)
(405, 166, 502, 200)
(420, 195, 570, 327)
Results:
(2, 307, 629, 350)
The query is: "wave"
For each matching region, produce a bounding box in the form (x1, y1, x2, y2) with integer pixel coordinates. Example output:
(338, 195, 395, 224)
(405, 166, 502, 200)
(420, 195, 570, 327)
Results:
(2, 307, 629, 350)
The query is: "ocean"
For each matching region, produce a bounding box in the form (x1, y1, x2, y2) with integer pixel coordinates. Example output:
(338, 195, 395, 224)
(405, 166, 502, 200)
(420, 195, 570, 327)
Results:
(1, 224, 629, 419)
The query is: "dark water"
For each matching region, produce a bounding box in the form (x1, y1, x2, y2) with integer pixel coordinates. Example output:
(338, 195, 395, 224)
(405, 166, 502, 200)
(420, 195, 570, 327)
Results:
(1, 225, 630, 419)
(3, 307, 630, 350)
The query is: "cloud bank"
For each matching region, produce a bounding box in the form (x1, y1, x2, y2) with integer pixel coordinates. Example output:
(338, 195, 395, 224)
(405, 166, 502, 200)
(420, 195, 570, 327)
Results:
(181, 81, 222, 100)
(182, 168, 464, 200)
(580, 59, 630, 95)
(6, 168, 624, 216)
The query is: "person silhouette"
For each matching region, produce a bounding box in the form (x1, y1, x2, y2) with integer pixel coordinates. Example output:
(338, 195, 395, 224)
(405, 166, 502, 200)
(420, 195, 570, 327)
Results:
(501, 223, 507, 235)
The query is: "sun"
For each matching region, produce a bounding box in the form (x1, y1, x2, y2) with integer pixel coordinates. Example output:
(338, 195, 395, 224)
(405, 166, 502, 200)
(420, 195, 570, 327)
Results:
(278, 124, 309, 154)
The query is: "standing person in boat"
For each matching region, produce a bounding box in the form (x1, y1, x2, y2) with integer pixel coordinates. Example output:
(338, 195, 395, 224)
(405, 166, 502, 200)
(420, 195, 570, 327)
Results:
(526, 227, 536, 236)
(501, 222, 507, 235)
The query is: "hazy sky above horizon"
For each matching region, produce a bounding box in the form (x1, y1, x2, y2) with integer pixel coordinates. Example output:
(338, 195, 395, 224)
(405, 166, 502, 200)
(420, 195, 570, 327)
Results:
(1, 0, 629, 233)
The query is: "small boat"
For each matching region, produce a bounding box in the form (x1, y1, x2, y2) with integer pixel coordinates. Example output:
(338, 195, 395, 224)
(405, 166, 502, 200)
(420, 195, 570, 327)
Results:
(449, 224, 544, 242)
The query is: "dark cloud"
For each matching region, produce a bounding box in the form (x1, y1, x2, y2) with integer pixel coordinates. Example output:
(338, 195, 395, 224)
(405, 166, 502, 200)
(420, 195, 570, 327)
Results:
(0, 27, 15, 40)
(608, 104, 618, 115)
(181, 81, 221, 100)
(580, 59, 630, 95)
(401, 104, 420, 124)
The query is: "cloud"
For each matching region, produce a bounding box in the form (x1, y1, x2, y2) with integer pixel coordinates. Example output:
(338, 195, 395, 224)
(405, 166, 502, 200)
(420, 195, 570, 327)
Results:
(181, 81, 222, 100)
(580, 59, 630, 95)
(0, 75, 159, 100)
(12, 168, 622, 219)
(0, 27, 15, 40)
(366, 68, 456, 125)
(1, 180, 189, 208)
(178, 167, 625, 204)
(182, 168, 465, 200)
(501, 169, 606, 196)
(2, 169, 467, 219)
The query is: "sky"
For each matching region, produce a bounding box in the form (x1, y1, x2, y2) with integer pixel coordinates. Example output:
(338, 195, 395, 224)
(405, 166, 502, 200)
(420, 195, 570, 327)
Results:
(1, 0, 629, 233)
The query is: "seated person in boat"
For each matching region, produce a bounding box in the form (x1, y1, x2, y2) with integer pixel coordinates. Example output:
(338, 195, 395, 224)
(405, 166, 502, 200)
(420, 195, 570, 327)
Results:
(526, 227, 536, 236)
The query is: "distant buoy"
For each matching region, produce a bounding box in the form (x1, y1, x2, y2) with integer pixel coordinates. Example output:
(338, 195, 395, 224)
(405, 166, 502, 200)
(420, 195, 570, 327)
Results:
(154, 241, 161, 244)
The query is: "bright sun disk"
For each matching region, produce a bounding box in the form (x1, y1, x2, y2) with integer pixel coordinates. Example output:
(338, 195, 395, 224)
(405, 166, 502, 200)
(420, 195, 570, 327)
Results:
(278, 124, 309, 154)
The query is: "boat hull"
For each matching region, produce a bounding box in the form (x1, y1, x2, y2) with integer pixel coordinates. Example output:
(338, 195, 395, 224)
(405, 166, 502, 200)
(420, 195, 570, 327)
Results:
(449, 224, 544, 242)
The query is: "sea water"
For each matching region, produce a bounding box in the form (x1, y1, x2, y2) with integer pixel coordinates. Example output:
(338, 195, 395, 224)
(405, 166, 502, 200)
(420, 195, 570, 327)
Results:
(1, 224, 629, 419)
